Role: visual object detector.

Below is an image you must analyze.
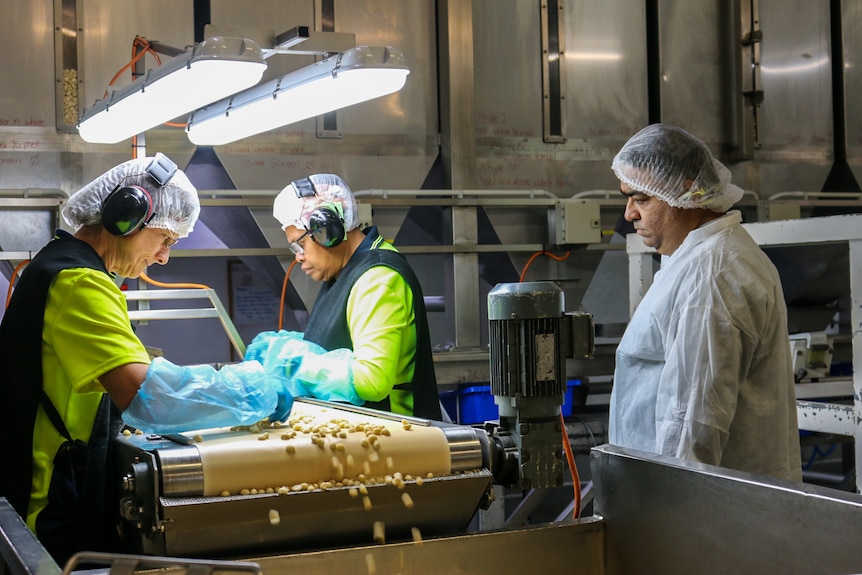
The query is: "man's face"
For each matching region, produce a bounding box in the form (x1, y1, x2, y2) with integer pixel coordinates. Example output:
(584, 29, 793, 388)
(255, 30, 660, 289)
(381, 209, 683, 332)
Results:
(620, 183, 691, 256)
(285, 225, 343, 282)
(113, 226, 177, 278)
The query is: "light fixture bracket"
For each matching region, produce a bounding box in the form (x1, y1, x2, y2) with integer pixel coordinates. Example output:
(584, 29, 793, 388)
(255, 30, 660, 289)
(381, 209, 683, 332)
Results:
(204, 24, 355, 57)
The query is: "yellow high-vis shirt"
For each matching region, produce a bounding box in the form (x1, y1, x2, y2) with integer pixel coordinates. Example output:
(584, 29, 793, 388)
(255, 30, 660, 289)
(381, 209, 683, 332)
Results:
(345, 253, 417, 416)
(29, 268, 150, 529)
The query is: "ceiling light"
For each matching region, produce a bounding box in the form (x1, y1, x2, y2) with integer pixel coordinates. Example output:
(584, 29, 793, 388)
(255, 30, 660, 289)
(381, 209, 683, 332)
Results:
(77, 37, 267, 144)
(185, 46, 409, 146)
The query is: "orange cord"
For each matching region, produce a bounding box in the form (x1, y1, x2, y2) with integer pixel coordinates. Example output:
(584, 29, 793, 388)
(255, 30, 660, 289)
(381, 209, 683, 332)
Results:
(518, 253, 581, 519)
(102, 35, 178, 152)
(5, 259, 30, 310)
(518, 250, 571, 282)
(560, 411, 582, 519)
(104, 36, 162, 98)
(277, 260, 297, 331)
(7, 267, 212, 308)
(139, 272, 211, 290)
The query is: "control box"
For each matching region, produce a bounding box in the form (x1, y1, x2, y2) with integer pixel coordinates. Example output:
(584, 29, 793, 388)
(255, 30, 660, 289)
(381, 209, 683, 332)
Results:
(549, 199, 601, 245)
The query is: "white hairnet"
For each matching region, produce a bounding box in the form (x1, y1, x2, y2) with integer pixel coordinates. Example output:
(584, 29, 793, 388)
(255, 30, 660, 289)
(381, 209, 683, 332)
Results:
(611, 124, 744, 212)
(62, 155, 201, 238)
(273, 173, 359, 232)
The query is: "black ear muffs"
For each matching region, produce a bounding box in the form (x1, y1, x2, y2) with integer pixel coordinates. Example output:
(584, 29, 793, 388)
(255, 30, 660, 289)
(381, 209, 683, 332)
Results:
(101, 185, 155, 237)
(293, 177, 347, 248)
(102, 152, 178, 237)
(308, 206, 346, 247)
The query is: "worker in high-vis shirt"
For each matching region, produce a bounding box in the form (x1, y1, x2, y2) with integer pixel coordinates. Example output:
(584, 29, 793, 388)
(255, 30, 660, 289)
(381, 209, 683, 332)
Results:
(245, 174, 442, 420)
(0, 154, 291, 565)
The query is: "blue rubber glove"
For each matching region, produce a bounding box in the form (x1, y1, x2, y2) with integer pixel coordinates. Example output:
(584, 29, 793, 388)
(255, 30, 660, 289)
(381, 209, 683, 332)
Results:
(245, 330, 363, 406)
(245, 330, 304, 364)
(122, 357, 293, 434)
(271, 381, 294, 423)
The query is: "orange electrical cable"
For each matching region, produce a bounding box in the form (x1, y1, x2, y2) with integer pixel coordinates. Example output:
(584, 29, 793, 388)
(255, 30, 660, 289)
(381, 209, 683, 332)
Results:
(518, 250, 571, 283)
(139, 272, 211, 290)
(103, 36, 161, 98)
(5, 259, 30, 310)
(277, 260, 298, 331)
(560, 411, 582, 519)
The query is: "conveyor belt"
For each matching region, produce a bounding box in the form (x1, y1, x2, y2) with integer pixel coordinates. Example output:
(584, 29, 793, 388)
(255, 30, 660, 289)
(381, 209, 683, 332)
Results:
(113, 400, 494, 558)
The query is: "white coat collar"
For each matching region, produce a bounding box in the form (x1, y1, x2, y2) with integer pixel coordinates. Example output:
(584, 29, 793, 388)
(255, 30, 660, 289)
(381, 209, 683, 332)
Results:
(662, 210, 742, 265)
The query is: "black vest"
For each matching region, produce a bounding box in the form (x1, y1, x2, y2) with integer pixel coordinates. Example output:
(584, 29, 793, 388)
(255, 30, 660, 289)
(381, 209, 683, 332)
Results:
(0, 230, 121, 556)
(303, 228, 441, 420)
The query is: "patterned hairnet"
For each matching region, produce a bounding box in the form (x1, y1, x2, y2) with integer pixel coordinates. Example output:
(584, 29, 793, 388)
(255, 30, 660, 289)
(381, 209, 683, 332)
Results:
(62, 155, 200, 238)
(611, 124, 744, 212)
(272, 173, 359, 232)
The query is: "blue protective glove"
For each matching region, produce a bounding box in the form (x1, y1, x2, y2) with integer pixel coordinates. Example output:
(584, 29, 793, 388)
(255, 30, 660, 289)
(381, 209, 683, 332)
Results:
(122, 357, 294, 434)
(245, 330, 363, 406)
(270, 380, 293, 423)
(245, 330, 304, 364)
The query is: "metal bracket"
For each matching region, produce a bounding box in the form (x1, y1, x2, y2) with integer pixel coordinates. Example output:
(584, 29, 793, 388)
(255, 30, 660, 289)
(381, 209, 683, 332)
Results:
(61, 552, 262, 575)
(540, 0, 567, 143)
(204, 24, 355, 58)
(740, 0, 763, 147)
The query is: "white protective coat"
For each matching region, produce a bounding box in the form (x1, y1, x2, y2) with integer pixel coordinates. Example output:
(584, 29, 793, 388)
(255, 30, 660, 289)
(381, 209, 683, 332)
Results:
(609, 211, 802, 481)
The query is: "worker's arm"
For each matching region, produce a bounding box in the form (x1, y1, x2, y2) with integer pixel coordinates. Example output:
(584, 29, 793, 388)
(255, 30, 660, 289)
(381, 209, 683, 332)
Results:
(100, 362, 149, 410)
(346, 266, 415, 402)
(121, 358, 288, 434)
(658, 303, 749, 464)
(242, 267, 414, 406)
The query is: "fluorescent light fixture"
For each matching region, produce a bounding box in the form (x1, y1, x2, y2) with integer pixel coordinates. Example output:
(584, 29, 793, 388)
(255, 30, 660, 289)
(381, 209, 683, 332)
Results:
(186, 46, 410, 146)
(77, 37, 267, 144)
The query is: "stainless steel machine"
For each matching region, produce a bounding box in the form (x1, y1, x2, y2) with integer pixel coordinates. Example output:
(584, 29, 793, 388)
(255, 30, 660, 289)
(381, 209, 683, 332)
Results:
(109, 280, 594, 558)
(5, 444, 862, 575)
(113, 400, 495, 558)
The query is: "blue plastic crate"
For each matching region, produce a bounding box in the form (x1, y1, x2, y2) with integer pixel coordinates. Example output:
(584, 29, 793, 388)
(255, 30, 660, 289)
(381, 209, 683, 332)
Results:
(455, 381, 585, 423)
(562, 379, 584, 417)
(458, 385, 499, 424)
(439, 389, 458, 423)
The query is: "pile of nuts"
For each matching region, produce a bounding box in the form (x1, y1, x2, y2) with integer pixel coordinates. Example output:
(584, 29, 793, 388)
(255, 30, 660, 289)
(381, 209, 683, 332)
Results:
(218, 413, 435, 500)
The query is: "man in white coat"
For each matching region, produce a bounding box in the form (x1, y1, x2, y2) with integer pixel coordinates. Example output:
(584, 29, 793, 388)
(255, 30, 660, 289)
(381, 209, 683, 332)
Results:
(608, 123, 802, 481)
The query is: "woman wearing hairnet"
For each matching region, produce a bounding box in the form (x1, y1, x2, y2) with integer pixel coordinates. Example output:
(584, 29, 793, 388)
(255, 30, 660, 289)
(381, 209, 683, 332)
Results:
(244, 174, 442, 421)
(608, 124, 802, 481)
(0, 154, 290, 565)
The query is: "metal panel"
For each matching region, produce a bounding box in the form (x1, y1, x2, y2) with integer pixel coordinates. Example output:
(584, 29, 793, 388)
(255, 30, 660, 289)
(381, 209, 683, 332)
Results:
(659, 1, 728, 143)
(593, 444, 862, 575)
(754, 0, 833, 195)
(851, 237, 862, 477)
(438, 0, 477, 189)
(844, 0, 862, 185)
(0, 499, 62, 575)
(0, 0, 55, 129)
(566, 0, 649, 140)
(451, 206, 480, 348)
(250, 519, 605, 575)
(473, 0, 648, 196)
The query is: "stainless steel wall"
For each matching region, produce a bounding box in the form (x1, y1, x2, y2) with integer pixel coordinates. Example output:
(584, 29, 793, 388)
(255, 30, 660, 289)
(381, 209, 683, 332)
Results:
(1, 0, 859, 363)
